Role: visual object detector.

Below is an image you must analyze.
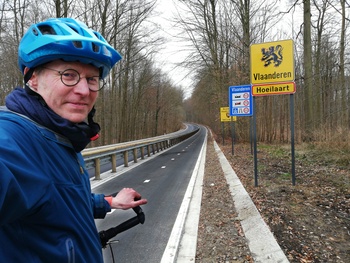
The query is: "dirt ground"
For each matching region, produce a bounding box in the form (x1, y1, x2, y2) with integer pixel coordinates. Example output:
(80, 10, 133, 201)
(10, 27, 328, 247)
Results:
(196, 136, 350, 263)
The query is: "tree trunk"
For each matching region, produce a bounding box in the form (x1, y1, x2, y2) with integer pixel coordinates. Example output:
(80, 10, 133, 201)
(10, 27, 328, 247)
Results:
(303, 0, 313, 141)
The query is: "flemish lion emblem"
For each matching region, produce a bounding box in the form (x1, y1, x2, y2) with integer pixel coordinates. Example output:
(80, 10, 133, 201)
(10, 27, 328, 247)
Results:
(261, 45, 283, 67)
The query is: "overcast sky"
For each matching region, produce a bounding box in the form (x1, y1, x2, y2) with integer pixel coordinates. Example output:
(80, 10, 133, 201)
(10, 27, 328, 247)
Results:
(151, 0, 194, 99)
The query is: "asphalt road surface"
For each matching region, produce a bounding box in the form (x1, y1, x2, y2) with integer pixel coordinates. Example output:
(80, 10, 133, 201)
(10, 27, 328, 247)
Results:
(92, 125, 207, 263)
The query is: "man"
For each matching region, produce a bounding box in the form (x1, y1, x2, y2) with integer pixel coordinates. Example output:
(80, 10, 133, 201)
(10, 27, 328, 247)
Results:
(0, 18, 147, 262)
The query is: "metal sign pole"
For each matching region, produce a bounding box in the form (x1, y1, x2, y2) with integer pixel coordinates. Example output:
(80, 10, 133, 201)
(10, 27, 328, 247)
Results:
(230, 117, 234, 155)
(290, 94, 296, 185)
(250, 116, 253, 155)
(253, 97, 258, 187)
(221, 122, 225, 145)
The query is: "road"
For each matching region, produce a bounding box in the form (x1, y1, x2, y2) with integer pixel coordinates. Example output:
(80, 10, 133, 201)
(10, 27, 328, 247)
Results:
(92, 125, 207, 263)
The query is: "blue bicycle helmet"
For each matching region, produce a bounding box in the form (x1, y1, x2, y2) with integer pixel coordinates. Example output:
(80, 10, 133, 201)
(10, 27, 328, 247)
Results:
(18, 18, 122, 78)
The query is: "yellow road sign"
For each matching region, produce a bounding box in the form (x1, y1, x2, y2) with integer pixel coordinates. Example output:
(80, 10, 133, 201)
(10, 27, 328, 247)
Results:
(250, 39, 294, 84)
(252, 81, 296, 96)
(220, 107, 237, 122)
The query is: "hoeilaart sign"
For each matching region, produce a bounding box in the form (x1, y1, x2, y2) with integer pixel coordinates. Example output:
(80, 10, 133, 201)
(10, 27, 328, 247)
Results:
(252, 82, 296, 96)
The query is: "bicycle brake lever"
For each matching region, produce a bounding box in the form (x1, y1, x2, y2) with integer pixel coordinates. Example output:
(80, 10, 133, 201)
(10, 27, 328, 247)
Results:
(99, 192, 145, 248)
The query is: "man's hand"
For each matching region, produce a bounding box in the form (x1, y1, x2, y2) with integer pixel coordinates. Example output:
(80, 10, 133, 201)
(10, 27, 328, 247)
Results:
(109, 188, 147, 210)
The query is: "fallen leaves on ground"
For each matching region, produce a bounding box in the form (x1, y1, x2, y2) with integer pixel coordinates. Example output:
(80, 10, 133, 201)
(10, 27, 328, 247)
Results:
(220, 141, 350, 263)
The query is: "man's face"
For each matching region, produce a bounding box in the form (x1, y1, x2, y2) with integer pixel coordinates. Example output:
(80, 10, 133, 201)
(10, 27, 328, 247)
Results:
(26, 60, 100, 123)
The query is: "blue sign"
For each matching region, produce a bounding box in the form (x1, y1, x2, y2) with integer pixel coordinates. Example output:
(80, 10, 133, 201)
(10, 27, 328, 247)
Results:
(229, 85, 253, 116)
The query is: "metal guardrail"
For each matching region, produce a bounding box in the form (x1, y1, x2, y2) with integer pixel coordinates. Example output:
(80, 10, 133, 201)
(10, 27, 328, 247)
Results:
(82, 126, 199, 180)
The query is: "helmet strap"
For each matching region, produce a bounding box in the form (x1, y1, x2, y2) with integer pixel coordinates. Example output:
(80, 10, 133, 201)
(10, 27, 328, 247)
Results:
(24, 68, 35, 84)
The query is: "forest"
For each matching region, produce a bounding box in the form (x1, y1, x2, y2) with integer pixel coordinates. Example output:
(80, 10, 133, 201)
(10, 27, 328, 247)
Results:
(0, 0, 349, 148)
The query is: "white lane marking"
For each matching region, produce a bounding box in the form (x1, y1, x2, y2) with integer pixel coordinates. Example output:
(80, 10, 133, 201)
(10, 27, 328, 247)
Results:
(161, 166, 166, 169)
(171, 158, 175, 161)
(144, 179, 150, 183)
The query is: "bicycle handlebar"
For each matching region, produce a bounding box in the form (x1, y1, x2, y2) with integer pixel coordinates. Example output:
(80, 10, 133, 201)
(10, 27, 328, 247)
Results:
(99, 193, 145, 248)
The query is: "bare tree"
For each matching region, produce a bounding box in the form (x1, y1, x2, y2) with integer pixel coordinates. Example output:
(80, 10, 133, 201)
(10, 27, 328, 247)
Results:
(339, 0, 347, 128)
(303, 0, 313, 141)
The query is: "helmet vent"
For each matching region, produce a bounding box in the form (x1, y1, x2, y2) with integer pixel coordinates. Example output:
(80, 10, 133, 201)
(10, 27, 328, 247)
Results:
(38, 25, 56, 35)
(92, 43, 99, 53)
(73, 41, 83, 48)
(32, 28, 39, 36)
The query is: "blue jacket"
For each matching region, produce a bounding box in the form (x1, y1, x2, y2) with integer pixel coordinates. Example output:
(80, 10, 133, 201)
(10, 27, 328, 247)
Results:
(0, 107, 110, 262)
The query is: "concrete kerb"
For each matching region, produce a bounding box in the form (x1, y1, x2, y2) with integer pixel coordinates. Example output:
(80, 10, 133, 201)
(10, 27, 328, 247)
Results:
(169, 134, 289, 263)
(213, 140, 290, 263)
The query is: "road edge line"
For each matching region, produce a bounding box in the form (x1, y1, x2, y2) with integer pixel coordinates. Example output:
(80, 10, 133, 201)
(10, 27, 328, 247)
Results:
(160, 129, 207, 263)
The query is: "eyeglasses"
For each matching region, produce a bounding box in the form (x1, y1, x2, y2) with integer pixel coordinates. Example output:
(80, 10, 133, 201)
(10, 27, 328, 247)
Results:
(41, 67, 105, 91)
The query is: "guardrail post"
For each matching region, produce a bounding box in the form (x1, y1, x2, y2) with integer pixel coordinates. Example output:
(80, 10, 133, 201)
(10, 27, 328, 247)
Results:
(111, 154, 117, 173)
(152, 144, 155, 155)
(123, 151, 129, 167)
(140, 147, 145, 159)
(147, 145, 151, 157)
(94, 159, 101, 180)
(133, 149, 138, 163)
